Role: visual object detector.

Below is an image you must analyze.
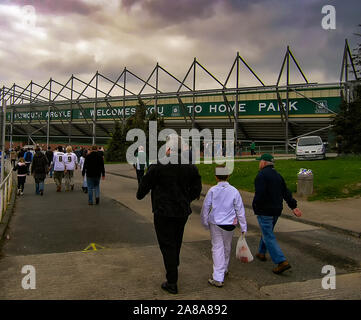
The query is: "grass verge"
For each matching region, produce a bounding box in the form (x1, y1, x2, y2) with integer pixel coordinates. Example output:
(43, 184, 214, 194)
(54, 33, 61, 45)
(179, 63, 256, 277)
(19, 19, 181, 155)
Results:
(196, 155, 361, 201)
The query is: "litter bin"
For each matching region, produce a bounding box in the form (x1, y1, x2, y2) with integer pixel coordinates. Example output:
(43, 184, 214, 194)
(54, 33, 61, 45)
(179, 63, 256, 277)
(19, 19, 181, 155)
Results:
(297, 172, 313, 197)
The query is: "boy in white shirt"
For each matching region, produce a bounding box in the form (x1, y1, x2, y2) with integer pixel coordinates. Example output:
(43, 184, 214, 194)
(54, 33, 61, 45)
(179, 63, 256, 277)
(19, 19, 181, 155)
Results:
(201, 165, 247, 287)
(52, 146, 66, 192)
(64, 146, 78, 191)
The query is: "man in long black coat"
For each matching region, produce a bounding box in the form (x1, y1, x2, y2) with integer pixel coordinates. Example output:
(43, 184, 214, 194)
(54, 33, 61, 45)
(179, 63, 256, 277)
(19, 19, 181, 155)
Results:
(136, 135, 202, 294)
(31, 147, 48, 196)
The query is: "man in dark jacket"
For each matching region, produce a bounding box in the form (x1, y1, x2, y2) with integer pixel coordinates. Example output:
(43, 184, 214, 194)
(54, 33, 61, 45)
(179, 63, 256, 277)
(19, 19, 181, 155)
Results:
(17, 148, 25, 160)
(136, 134, 202, 294)
(252, 153, 302, 274)
(82, 145, 105, 205)
(31, 147, 49, 196)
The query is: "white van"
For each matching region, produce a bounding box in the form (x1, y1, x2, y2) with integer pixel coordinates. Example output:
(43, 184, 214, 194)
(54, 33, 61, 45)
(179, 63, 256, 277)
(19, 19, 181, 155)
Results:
(296, 136, 326, 160)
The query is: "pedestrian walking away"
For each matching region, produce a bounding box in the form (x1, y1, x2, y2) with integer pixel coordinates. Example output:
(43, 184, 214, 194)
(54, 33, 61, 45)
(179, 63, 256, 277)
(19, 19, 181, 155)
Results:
(31, 147, 49, 196)
(13, 157, 28, 195)
(252, 153, 302, 274)
(10, 149, 17, 168)
(79, 150, 88, 193)
(201, 165, 247, 288)
(82, 145, 105, 205)
(74, 147, 82, 161)
(98, 146, 105, 158)
(23, 148, 34, 175)
(52, 146, 66, 192)
(136, 134, 202, 295)
(45, 146, 54, 178)
(250, 140, 256, 156)
(64, 146, 78, 191)
(133, 145, 148, 185)
(17, 148, 25, 160)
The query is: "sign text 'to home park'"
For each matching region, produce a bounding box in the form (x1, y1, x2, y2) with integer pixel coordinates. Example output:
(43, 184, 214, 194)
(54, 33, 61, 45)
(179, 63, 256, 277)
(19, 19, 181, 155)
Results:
(8, 96, 340, 122)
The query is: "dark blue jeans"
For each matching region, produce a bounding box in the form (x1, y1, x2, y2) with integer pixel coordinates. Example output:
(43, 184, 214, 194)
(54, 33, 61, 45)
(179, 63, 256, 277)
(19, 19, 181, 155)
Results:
(35, 178, 44, 194)
(86, 176, 100, 203)
(257, 215, 286, 264)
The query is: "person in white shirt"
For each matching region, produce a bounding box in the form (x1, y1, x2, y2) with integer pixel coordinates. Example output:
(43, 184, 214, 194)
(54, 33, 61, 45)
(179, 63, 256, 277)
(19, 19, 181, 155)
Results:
(200, 165, 247, 288)
(79, 149, 88, 193)
(52, 146, 66, 192)
(64, 146, 78, 191)
(133, 146, 148, 185)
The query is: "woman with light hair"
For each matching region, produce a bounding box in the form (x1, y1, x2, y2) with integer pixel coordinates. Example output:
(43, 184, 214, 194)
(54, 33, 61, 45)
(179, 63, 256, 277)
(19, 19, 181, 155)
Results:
(64, 145, 78, 191)
(13, 157, 28, 195)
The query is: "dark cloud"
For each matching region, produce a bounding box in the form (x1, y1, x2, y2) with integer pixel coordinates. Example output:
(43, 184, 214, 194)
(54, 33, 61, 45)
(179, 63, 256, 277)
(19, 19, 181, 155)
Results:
(1, 0, 361, 90)
(121, 0, 141, 9)
(101, 55, 156, 77)
(35, 53, 97, 76)
(121, 0, 221, 24)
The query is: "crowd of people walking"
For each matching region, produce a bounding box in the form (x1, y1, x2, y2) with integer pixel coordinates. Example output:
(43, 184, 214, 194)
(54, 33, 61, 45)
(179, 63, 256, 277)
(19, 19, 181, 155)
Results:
(9, 136, 303, 296)
(12, 144, 105, 205)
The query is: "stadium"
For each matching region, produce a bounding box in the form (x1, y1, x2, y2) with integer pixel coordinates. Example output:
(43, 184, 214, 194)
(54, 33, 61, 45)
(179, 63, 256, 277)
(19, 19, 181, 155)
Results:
(1, 43, 359, 153)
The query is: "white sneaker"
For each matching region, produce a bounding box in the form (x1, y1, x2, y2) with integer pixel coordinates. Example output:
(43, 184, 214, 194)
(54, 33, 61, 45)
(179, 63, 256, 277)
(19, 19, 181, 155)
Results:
(208, 278, 223, 287)
(20, 191, 24, 196)
(17, 189, 21, 195)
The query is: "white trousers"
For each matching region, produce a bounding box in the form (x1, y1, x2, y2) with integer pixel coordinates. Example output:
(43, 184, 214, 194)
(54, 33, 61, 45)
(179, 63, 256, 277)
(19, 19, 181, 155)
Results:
(210, 224, 234, 282)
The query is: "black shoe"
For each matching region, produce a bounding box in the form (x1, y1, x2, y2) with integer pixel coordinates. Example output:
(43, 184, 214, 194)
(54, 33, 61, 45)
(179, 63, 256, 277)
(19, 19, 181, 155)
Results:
(96, 197, 99, 205)
(40, 190, 43, 196)
(88, 202, 93, 205)
(84, 188, 88, 194)
(161, 281, 178, 294)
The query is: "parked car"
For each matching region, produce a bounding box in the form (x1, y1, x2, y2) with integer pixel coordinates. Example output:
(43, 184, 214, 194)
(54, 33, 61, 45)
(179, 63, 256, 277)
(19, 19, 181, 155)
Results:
(296, 136, 327, 160)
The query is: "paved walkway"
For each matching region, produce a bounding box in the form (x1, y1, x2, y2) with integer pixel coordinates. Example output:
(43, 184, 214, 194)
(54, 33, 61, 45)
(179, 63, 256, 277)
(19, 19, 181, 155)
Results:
(0, 171, 266, 300)
(0, 164, 360, 300)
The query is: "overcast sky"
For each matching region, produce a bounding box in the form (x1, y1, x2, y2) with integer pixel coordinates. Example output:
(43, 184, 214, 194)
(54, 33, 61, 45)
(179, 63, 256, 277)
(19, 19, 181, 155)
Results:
(0, 0, 360, 97)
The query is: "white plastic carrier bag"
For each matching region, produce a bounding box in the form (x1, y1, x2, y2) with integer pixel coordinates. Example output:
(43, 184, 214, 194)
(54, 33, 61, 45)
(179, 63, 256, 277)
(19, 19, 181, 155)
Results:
(236, 234, 254, 263)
